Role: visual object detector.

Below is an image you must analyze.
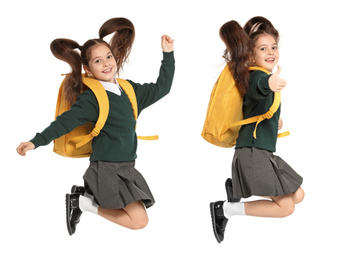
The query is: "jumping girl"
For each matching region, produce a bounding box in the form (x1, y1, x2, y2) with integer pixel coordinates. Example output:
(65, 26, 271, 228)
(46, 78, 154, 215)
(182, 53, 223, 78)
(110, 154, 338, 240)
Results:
(210, 17, 304, 243)
(16, 17, 175, 235)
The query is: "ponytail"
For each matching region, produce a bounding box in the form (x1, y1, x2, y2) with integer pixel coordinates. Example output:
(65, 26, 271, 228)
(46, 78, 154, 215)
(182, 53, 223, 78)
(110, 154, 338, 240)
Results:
(219, 21, 252, 96)
(99, 17, 135, 76)
(50, 39, 83, 107)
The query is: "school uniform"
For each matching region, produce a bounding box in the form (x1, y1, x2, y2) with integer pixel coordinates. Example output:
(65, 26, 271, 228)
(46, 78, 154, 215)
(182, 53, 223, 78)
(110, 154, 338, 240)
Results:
(30, 51, 175, 209)
(232, 70, 303, 199)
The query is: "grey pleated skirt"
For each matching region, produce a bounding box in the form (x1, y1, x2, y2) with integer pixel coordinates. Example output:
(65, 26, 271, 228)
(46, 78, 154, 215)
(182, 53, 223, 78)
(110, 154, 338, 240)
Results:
(83, 161, 155, 209)
(232, 147, 303, 199)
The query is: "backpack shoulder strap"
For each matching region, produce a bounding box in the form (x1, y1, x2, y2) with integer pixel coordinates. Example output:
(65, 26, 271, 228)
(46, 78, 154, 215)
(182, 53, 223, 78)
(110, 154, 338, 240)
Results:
(116, 78, 158, 140)
(228, 67, 288, 139)
(75, 77, 109, 148)
(248, 67, 280, 138)
(116, 78, 138, 120)
(249, 66, 281, 116)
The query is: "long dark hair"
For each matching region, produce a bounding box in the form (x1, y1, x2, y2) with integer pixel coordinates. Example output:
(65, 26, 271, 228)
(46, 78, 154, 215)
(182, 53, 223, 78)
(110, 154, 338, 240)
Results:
(219, 17, 279, 95)
(219, 20, 252, 96)
(50, 17, 135, 107)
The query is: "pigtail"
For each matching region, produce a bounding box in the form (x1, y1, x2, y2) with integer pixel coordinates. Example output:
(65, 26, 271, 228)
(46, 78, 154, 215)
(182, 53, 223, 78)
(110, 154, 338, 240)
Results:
(50, 39, 83, 107)
(99, 17, 135, 76)
(244, 16, 279, 44)
(219, 20, 252, 96)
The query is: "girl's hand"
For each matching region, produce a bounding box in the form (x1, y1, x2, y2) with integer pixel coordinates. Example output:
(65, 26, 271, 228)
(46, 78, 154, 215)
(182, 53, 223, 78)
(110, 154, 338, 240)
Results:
(161, 35, 174, 53)
(278, 118, 283, 130)
(17, 142, 35, 156)
(269, 65, 287, 92)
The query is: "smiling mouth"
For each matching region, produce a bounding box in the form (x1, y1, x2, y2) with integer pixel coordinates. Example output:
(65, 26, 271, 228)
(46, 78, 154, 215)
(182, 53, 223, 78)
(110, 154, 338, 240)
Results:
(265, 58, 275, 62)
(103, 68, 112, 73)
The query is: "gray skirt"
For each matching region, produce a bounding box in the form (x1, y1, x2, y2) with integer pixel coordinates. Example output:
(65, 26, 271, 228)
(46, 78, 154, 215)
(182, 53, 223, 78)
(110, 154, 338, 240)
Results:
(83, 161, 155, 209)
(232, 147, 303, 199)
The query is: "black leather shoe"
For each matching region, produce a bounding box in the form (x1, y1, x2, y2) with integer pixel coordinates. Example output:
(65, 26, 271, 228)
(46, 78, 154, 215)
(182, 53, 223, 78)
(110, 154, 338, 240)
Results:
(66, 193, 83, 236)
(210, 201, 228, 243)
(225, 178, 241, 202)
(71, 185, 85, 195)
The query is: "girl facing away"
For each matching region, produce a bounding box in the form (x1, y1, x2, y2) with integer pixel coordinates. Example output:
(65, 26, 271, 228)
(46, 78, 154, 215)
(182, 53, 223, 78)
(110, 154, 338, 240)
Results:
(16, 17, 175, 235)
(210, 17, 304, 243)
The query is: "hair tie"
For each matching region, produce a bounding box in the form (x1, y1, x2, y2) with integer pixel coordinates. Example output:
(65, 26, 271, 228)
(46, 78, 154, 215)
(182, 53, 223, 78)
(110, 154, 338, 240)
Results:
(249, 22, 262, 35)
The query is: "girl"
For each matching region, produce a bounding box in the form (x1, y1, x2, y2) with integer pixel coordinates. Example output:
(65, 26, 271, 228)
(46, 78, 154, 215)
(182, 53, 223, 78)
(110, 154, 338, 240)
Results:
(16, 17, 175, 235)
(210, 17, 304, 243)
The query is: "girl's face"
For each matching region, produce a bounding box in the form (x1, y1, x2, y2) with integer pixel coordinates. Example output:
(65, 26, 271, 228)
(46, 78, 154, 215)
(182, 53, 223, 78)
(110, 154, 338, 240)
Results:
(253, 34, 279, 71)
(84, 44, 117, 83)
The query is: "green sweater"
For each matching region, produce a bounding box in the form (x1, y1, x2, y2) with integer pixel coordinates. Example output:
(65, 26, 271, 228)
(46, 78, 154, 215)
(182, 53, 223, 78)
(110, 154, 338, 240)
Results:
(31, 52, 175, 162)
(235, 70, 280, 152)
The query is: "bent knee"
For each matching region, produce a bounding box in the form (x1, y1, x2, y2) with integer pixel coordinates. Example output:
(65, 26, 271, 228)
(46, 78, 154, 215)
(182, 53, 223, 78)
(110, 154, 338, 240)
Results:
(129, 215, 149, 230)
(275, 197, 295, 218)
(293, 188, 305, 204)
(280, 203, 295, 218)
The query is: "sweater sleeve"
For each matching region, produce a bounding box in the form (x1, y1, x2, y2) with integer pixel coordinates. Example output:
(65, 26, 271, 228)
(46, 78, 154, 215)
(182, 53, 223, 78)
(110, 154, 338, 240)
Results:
(30, 90, 99, 149)
(249, 70, 272, 98)
(127, 51, 175, 115)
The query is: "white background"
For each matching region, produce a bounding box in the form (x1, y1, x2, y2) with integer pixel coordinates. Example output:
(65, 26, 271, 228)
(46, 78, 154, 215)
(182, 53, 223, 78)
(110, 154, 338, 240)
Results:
(2, 0, 340, 259)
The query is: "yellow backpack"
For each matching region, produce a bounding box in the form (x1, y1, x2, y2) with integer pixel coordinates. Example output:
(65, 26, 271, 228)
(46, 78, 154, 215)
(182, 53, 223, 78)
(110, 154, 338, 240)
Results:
(201, 65, 289, 148)
(53, 76, 157, 158)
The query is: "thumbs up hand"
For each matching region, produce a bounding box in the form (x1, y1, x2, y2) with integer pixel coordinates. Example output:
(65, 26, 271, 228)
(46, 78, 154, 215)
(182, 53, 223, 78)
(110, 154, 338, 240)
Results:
(269, 65, 287, 92)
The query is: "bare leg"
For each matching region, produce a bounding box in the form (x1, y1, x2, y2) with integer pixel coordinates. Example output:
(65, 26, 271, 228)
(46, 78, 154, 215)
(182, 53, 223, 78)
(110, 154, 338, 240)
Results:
(245, 193, 295, 218)
(245, 187, 305, 218)
(97, 200, 149, 230)
(260, 187, 305, 205)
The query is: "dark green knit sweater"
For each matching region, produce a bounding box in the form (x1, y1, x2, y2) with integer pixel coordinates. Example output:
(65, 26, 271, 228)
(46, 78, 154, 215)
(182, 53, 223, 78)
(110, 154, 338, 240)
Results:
(31, 52, 175, 162)
(235, 70, 280, 152)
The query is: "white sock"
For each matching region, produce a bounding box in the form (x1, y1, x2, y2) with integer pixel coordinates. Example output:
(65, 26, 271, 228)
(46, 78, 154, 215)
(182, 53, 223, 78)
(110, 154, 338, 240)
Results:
(223, 202, 245, 219)
(79, 195, 99, 214)
(83, 191, 94, 200)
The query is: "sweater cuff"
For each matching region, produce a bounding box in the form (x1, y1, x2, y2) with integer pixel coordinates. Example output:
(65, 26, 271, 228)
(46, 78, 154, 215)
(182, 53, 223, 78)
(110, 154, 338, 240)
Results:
(30, 133, 47, 149)
(162, 51, 175, 64)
